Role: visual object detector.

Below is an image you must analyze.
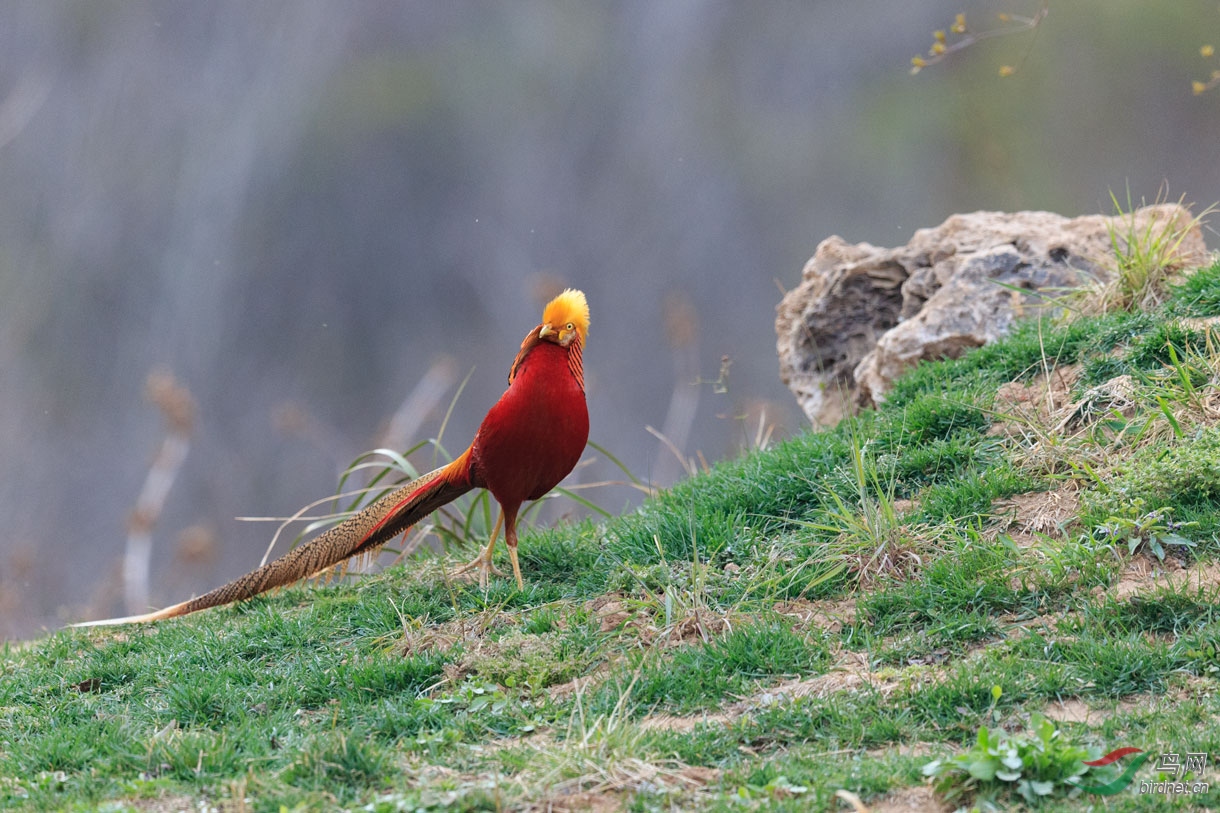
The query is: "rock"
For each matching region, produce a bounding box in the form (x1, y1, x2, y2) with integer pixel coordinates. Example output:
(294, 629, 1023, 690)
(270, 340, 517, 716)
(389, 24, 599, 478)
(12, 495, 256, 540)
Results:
(776, 205, 1211, 425)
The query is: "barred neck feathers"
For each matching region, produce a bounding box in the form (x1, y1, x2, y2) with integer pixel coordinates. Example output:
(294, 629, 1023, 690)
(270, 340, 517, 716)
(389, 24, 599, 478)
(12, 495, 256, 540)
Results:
(566, 334, 585, 392)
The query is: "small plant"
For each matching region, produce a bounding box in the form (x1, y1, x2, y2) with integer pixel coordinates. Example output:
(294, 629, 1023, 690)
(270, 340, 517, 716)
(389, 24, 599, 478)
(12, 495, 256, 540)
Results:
(603, 534, 731, 644)
(1084, 190, 1215, 315)
(440, 680, 512, 715)
(428, 679, 543, 736)
(923, 706, 1111, 811)
(804, 433, 922, 587)
(1183, 635, 1220, 675)
(730, 773, 810, 802)
(1092, 499, 1197, 564)
(1080, 427, 1220, 541)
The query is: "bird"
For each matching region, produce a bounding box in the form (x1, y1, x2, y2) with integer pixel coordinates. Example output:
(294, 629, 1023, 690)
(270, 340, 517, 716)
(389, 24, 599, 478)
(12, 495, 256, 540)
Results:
(75, 289, 590, 626)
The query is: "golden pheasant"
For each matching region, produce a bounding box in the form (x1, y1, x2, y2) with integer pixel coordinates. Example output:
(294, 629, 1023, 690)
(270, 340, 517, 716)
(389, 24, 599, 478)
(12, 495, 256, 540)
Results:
(76, 289, 590, 626)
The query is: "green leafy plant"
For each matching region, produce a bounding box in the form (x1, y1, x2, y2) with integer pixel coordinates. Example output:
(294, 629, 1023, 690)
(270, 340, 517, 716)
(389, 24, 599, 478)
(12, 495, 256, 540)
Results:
(1183, 636, 1220, 675)
(923, 708, 1110, 811)
(427, 679, 543, 737)
(1092, 499, 1197, 564)
(1081, 427, 1220, 541)
(730, 773, 810, 803)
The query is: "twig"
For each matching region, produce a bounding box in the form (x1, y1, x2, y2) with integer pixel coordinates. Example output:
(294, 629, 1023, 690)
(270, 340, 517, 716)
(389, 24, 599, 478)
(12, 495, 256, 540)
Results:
(910, 3, 1049, 76)
(124, 368, 194, 614)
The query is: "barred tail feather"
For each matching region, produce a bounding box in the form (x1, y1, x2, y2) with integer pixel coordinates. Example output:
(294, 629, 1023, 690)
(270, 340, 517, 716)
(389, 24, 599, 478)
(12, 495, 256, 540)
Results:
(74, 457, 474, 627)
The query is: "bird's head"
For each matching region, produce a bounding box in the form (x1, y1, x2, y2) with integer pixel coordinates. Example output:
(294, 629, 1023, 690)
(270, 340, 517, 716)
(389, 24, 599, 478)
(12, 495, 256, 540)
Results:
(538, 288, 589, 348)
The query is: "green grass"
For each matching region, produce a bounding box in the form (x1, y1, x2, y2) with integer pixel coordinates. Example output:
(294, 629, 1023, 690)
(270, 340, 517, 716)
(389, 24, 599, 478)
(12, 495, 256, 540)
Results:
(1166, 257, 1220, 317)
(8, 262, 1220, 810)
(598, 619, 831, 716)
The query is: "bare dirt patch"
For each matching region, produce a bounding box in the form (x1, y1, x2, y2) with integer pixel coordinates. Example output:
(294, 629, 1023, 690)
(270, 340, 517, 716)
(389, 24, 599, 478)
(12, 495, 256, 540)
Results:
(993, 488, 1080, 542)
(402, 747, 720, 812)
(609, 649, 919, 736)
(547, 667, 612, 702)
(400, 605, 524, 657)
(587, 593, 633, 633)
(867, 785, 948, 813)
(774, 596, 857, 634)
(585, 593, 733, 647)
(528, 789, 625, 813)
(1108, 559, 1220, 601)
(991, 364, 1081, 434)
(1041, 696, 1145, 725)
(619, 647, 957, 737)
(747, 664, 895, 705)
(738, 649, 945, 712)
(530, 761, 720, 812)
(1042, 679, 1215, 726)
(1052, 374, 1137, 434)
(115, 795, 211, 813)
(639, 712, 732, 733)
(865, 742, 941, 760)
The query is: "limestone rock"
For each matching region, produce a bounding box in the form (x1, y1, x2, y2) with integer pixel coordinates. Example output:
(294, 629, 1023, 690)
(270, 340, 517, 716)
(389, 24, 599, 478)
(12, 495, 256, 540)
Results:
(776, 205, 1210, 425)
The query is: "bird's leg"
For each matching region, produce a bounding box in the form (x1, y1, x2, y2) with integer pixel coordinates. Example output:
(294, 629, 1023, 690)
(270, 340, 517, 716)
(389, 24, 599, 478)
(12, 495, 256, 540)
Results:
(450, 508, 507, 588)
(504, 505, 524, 591)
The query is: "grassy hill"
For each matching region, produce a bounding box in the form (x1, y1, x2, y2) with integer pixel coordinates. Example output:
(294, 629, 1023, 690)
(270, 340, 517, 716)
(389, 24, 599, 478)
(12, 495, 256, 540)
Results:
(6, 261, 1220, 811)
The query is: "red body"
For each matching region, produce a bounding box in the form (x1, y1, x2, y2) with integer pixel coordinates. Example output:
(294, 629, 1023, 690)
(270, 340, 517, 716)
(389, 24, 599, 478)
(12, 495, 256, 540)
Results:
(469, 338, 589, 507)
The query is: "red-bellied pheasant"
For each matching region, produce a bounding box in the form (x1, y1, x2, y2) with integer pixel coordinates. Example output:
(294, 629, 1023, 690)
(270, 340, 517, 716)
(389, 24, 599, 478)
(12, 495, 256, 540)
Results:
(76, 289, 590, 626)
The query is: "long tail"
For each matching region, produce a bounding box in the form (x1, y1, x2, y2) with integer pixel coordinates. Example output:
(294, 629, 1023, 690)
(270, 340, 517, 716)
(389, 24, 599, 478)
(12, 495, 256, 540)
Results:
(75, 453, 475, 626)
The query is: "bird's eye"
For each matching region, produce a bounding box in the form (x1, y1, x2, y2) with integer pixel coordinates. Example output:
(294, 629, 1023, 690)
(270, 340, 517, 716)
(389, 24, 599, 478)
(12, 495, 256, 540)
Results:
(565, 322, 574, 331)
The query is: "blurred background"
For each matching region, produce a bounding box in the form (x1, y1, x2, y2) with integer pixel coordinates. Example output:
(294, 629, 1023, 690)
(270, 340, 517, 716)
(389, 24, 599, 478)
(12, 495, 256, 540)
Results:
(2, 1, 1218, 638)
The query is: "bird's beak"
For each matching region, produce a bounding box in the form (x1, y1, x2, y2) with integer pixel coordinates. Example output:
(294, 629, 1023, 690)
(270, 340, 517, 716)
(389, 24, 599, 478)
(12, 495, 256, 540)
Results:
(538, 324, 556, 340)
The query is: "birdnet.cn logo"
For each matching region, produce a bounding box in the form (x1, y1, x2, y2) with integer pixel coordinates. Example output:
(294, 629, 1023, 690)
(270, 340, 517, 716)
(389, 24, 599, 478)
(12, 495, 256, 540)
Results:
(1074, 747, 1210, 797)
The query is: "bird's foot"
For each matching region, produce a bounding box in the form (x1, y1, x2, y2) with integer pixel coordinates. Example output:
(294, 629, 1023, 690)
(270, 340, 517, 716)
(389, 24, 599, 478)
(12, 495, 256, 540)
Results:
(449, 551, 507, 589)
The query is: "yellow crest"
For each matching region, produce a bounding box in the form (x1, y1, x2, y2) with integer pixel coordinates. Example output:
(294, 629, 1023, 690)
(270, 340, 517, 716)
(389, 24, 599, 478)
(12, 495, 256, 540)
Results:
(541, 288, 590, 343)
